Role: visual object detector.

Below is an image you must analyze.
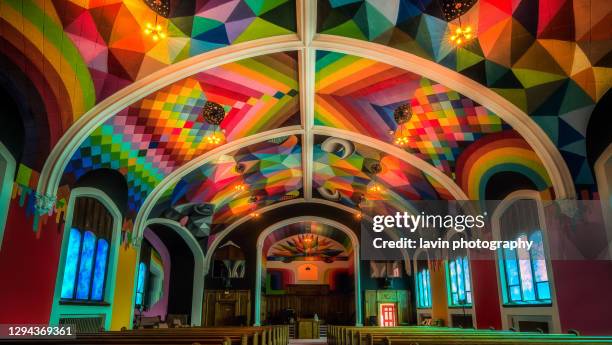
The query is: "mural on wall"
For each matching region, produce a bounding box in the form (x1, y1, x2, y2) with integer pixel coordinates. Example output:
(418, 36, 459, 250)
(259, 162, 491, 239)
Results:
(267, 233, 349, 262)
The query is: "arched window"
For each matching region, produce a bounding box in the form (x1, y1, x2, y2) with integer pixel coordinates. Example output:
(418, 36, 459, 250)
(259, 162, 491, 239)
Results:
(135, 262, 148, 307)
(0, 141, 16, 249)
(416, 259, 432, 308)
(446, 243, 472, 307)
(498, 199, 551, 305)
(59, 197, 113, 302)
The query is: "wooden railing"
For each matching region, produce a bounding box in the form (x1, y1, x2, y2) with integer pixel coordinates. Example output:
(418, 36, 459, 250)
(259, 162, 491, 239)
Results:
(327, 325, 612, 345)
(2, 325, 290, 345)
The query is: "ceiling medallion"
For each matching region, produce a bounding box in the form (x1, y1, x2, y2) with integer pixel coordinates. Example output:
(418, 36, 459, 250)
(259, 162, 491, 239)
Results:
(202, 101, 226, 125)
(394, 103, 413, 124)
(393, 103, 413, 147)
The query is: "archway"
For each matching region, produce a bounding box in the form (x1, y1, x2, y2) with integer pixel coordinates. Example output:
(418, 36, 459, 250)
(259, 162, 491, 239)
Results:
(255, 216, 362, 326)
(144, 219, 205, 327)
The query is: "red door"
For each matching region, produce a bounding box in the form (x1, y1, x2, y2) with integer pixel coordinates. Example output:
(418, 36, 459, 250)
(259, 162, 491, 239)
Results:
(379, 303, 397, 327)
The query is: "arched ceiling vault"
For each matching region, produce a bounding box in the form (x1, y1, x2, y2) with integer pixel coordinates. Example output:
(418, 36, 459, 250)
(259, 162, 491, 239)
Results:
(20, 0, 586, 242)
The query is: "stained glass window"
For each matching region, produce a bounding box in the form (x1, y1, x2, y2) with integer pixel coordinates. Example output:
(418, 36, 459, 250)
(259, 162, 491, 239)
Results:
(416, 264, 432, 308)
(135, 262, 147, 306)
(499, 230, 551, 305)
(59, 197, 113, 302)
(446, 255, 472, 307)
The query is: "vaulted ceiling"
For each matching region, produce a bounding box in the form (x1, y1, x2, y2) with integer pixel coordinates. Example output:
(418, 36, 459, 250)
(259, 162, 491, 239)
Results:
(1, 0, 610, 240)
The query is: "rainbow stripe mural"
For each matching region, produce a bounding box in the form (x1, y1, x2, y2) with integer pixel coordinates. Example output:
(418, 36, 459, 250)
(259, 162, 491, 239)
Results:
(455, 130, 553, 200)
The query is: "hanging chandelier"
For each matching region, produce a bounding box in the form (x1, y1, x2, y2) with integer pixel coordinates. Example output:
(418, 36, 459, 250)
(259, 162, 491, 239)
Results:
(143, 0, 169, 41)
(440, 0, 477, 47)
(392, 103, 413, 146)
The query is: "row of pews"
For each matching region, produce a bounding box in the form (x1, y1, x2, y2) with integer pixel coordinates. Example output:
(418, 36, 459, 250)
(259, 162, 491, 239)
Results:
(3, 325, 290, 345)
(328, 325, 612, 345)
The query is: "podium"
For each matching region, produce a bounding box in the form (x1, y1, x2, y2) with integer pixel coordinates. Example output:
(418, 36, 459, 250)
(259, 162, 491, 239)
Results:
(297, 319, 320, 339)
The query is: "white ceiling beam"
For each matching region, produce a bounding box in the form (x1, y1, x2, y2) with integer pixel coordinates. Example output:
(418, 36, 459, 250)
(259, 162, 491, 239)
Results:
(297, 0, 317, 200)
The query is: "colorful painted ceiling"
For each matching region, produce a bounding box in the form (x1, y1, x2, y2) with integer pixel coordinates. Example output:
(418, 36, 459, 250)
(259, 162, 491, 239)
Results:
(263, 222, 353, 258)
(267, 233, 349, 262)
(64, 52, 299, 213)
(316, 51, 510, 176)
(313, 135, 455, 209)
(1, 0, 297, 130)
(156, 135, 303, 229)
(317, 0, 612, 188)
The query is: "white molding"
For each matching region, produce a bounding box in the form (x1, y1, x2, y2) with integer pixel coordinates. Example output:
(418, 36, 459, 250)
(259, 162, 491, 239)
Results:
(594, 143, 612, 259)
(297, 0, 316, 200)
(313, 126, 469, 200)
(311, 34, 575, 200)
(132, 127, 302, 241)
(253, 216, 362, 326)
(490, 190, 561, 333)
(145, 218, 205, 326)
(0, 141, 16, 250)
(37, 35, 303, 200)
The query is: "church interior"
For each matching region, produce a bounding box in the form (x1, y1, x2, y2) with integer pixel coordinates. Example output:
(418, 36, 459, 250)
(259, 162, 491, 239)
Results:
(0, 0, 611, 344)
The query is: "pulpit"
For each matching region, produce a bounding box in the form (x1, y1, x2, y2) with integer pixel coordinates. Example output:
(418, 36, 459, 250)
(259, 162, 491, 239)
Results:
(297, 319, 320, 339)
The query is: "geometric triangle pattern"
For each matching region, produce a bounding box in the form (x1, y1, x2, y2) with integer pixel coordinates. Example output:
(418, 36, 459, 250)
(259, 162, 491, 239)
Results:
(318, 0, 612, 194)
(155, 135, 303, 231)
(49, 0, 297, 108)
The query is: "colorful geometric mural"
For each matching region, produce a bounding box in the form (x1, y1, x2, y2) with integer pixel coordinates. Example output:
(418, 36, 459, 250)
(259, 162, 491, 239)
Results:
(156, 135, 303, 228)
(316, 51, 510, 176)
(317, 0, 612, 191)
(1, 0, 296, 131)
(267, 234, 349, 262)
(64, 52, 299, 213)
(54, 0, 296, 102)
(262, 221, 353, 257)
(313, 135, 454, 209)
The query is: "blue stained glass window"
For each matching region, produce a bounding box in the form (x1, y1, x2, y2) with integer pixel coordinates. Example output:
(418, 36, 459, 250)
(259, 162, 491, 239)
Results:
(91, 239, 109, 301)
(76, 231, 96, 299)
(136, 262, 147, 306)
(416, 267, 432, 308)
(60, 229, 82, 299)
(500, 230, 551, 305)
(447, 256, 472, 307)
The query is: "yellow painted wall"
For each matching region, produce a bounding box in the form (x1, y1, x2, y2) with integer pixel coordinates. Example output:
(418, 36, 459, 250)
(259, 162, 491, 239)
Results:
(110, 244, 138, 330)
(429, 260, 449, 326)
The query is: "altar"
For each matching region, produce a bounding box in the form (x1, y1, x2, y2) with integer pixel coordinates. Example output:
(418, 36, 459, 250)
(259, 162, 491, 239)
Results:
(297, 319, 320, 339)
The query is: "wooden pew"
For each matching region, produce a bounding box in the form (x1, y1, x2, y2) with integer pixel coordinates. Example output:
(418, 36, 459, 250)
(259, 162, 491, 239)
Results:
(1, 325, 290, 345)
(327, 325, 612, 345)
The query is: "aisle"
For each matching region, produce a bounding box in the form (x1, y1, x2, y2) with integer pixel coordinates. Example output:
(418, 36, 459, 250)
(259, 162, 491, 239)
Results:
(289, 338, 328, 345)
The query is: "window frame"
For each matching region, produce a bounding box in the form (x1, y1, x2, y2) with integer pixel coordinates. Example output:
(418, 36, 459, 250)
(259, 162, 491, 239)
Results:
(415, 259, 432, 309)
(50, 188, 122, 330)
(445, 254, 473, 308)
